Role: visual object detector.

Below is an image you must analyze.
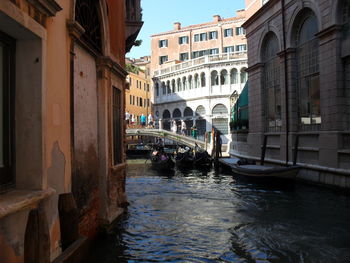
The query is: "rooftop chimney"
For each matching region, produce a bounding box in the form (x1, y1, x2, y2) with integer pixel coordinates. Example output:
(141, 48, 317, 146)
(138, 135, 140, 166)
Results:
(213, 15, 221, 22)
(174, 22, 181, 30)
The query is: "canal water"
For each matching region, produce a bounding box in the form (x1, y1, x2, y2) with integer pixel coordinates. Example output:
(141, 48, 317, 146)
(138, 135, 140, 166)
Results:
(91, 160, 350, 263)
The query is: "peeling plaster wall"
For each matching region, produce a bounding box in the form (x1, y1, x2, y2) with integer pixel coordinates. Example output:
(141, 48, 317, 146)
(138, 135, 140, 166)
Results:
(73, 44, 100, 237)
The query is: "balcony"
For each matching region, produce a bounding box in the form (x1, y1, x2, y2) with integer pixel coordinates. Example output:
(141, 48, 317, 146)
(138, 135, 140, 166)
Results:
(154, 52, 247, 77)
(125, 0, 144, 53)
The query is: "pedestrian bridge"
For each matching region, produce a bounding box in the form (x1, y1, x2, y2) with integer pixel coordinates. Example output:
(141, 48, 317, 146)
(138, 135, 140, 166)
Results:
(125, 128, 208, 150)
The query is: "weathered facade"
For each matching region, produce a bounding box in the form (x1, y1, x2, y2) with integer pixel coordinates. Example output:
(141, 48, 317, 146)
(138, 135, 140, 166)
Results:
(0, 0, 142, 262)
(237, 0, 350, 188)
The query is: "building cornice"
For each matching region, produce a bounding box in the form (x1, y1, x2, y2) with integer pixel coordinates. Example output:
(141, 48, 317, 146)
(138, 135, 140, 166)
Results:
(315, 25, 343, 39)
(154, 94, 231, 106)
(67, 19, 85, 40)
(246, 62, 264, 73)
(27, 0, 62, 17)
(242, 0, 280, 29)
(97, 56, 128, 79)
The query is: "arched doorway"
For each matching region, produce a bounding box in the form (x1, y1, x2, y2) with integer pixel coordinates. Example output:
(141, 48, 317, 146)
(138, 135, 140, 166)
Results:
(162, 109, 171, 130)
(212, 104, 229, 135)
(195, 105, 207, 139)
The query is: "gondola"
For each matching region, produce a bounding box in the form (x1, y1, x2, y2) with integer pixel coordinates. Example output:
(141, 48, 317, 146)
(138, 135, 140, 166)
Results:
(174, 150, 193, 168)
(150, 148, 175, 171)
(193, 150, 212, 168)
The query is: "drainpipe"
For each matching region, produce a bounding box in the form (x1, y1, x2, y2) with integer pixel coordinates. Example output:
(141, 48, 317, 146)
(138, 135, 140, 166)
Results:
(281, 0, 289, 165)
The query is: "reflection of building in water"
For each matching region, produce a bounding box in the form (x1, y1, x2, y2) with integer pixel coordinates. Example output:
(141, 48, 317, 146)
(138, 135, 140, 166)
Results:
(150, 9, 255, 144)
(153, 54, 248, 143)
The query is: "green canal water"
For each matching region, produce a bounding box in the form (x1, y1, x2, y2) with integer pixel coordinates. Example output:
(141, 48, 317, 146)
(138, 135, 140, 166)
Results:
(91, 159, 350, 263)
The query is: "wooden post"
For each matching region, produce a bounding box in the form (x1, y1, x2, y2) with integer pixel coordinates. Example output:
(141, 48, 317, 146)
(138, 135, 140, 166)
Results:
(24, 209, 50, 263)
(58, 193, 80, 251)
(260, 135, 267, 165)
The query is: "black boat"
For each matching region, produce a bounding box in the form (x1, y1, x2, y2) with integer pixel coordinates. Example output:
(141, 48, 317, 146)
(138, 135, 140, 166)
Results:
(150, 147, 175, 171)
(174, 150, 193, 168)
(193, 150, 212, 168)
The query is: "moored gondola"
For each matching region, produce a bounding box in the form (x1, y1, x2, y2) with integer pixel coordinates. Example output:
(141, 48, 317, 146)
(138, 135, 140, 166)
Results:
(150, 147, 175, 171)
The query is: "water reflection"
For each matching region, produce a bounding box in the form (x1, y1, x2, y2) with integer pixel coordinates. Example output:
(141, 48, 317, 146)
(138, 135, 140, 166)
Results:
(90, 160, 350, 263)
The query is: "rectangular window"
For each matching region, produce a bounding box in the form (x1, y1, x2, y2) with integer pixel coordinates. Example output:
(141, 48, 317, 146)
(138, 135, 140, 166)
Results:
(113, 87, 122, 165)
(0, 32, 15, 190)
(194, 34, 200, 42)
(179, 36, 189, 44)
(209, 31, 218, 40)
(129, 95, 132, 104)
(159, 39, 168, 48)
(209, 48, 219, 55)
(236, 44, 247, 52)
(223, 46, 235, 53)
(144, 83, 146, 90)
(236, 27, 246, 35)
(140, 97, 143, 107)
(159, 55, 168, 65)
(179, 52, 189, 61)
(132, 95, 135, 105)
(147, 84, 150, 91)
(224, 28, 233, 37)
(200, 33, 207, 41)
(147, 99, 150, 107)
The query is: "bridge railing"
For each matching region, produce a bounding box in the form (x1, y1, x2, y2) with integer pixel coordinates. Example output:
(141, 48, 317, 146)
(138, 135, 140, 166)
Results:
(125, 128, 209, 150)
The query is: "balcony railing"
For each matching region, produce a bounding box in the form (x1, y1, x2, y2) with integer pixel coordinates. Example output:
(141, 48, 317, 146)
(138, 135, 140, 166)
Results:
(154, 52, 247, 77)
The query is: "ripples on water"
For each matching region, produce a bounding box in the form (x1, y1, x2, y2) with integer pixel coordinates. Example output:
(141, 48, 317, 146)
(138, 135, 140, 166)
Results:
(91, 160, 350, 263)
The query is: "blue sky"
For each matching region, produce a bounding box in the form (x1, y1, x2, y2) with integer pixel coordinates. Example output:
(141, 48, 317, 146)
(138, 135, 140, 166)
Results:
(127, 0, 246, 58)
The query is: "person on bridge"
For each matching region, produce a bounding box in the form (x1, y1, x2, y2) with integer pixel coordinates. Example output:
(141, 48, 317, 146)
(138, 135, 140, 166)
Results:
(140, 114, 146, 127)
(191, 125, 197, 139)
(148, 114, 153, 128)
(171, 120, 177, 133)
(181, 120, 187, 136)
(125, 111, 130, 125)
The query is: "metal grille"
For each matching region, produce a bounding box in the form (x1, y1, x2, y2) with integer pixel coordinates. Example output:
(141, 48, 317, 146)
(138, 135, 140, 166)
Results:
(75, 0, 102, 53)
(212, 118, 229, 135)
(212, 104, 228, 115)
(196, 106, 206, 117)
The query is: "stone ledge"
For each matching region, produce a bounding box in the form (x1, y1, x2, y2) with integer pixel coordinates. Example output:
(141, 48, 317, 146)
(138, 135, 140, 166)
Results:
(0, 188, 55, 219)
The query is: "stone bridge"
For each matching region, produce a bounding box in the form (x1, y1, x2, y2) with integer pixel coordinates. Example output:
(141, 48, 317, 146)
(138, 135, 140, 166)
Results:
(126, 128, 209, 150)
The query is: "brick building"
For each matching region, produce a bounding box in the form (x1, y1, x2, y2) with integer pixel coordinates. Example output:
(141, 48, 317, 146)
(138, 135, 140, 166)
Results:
(125, 57, 152, 125)
(236, 0, 350, 187)
(0, 0, 142, 262)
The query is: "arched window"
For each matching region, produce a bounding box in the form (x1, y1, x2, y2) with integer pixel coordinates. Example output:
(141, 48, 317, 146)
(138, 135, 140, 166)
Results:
(220, 69, 228, 85)
(171, 79, 176, 93)
(211, 71, 219, 86)
(212, 104, 228, 115)
(240, 68, 248, 83)
(188, 75, 193, 89)
(195, 105, 206, 117)
(173, 108, 182, 118)
(200, 72, 206, 87)
(177, 78, 182, 92)
(295, 10, 320, 129)
(75, 0, 102, 53)
(162, 81, 166, 95)
(182, 76, 187, 90)
(167, 80, 171, 94)
(262, 32, 281, 132)
(194, 74, 199, 88)
(163, 110, 171, 119)
(184, 107, 193, 117)
(230, 69, 238, 84)
(343, 0, 350, 37)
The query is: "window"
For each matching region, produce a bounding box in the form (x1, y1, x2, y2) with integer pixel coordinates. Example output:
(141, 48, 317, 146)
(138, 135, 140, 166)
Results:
(0, 32, 15, 190)
(171, 79, 176, 93)
(147, 84, 150, 91)
(200, 33, 207, 41)
(230, 69, 238, 84)
(179, 52, 189, 61)
(133, 95, 135, 104)
(345, 57, 350, 129)
(159, 39, 168, 48)
(209, 48, 219, 55)
(159, 55, 168, 65)
(263, 32, 281, 132)
(343, 0, 350, 37)
(147, 99, 150, 107)
(179, 36, 189, 44)
(136, 96, 139, 106)
(182, 77, 187, 90)
(155, 83, 159, 96)
(177, 78, 182, 91)
(188, 75, 193, 89)
(194, 34, 200, 42)
(144, 83, 146, 90)
(200, 72, 206, 87)
(220, 70, 229, 85)
(140, 97, 143, 107)
(209, 31, 218, 40)
(236, 44, 247, 52)
(167, 80, 171, 94)
(129, 95, 132, 104)
(194, 74, 200, 88)
(162, 82, 166, 95)
(113, 87, 122, 165)
(223, 46, 235, 53)
(211, 71, 219, 86)
(295, 11, 320, 129)
(240, 68, 248, 83)
(236, 27, 246, 35)
(224, 28, 233, 37)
